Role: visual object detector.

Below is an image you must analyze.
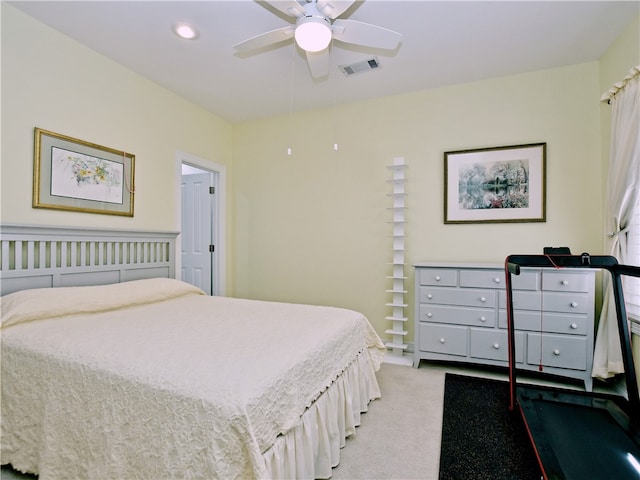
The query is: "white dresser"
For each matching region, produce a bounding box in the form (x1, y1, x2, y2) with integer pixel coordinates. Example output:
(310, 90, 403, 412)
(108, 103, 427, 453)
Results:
(413, 263, 596, 391)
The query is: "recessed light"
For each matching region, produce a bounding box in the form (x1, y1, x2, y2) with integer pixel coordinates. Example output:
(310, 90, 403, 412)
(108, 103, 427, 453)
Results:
(174, 22, 198, 40)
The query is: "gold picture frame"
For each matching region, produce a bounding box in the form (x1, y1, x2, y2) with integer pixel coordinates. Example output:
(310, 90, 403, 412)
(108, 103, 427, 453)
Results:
(33, 128, 135, 216)
(444, 143, 546, 224)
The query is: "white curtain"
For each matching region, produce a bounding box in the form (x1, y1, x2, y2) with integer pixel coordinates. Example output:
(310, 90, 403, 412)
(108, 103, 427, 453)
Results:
(592, 66, 640, 379)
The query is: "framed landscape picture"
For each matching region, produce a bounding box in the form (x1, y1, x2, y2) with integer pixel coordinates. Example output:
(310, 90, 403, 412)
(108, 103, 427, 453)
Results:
(33, 128, 135, 216)
(444, 143, 546, 224)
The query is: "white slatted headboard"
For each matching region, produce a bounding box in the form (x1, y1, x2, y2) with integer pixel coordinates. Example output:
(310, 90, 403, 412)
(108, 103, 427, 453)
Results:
(0, 225, 178, 296)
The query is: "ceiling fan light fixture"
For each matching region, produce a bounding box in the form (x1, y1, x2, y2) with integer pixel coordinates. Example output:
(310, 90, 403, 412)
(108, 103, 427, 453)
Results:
(294, 17, 332, 52)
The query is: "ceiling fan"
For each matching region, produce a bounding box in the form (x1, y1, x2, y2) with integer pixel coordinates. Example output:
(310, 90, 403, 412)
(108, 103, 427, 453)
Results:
(233, 0, 403, 78)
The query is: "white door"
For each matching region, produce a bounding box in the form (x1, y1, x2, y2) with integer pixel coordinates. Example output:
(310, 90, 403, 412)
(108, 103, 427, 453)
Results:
(181, 172, 213, 294)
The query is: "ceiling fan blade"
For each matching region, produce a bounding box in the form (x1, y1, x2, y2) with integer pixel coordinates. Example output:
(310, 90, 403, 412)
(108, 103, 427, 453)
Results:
(332, 19, 402, 50)
(260, 0, 305, 19)
(316, 0, 356, 19)
(233, 26, 295, 52)
(306, 50, 330, 78)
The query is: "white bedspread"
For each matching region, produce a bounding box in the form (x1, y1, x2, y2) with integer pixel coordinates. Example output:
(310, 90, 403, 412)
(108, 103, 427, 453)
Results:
(1, 279, 385, 479)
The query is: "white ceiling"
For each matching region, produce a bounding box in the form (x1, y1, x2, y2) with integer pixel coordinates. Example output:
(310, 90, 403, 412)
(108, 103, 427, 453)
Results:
(10, 0, 639, 123)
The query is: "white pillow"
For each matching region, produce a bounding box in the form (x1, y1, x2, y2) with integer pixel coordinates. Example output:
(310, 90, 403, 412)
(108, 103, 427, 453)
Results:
(0, 277, 204, 329)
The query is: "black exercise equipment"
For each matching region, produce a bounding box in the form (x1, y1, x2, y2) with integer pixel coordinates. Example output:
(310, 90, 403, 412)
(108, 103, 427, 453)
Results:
(505, 253, 640, 480)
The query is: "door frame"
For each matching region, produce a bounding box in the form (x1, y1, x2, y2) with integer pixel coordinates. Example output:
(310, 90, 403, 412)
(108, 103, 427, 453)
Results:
(175, 151, 226, 296)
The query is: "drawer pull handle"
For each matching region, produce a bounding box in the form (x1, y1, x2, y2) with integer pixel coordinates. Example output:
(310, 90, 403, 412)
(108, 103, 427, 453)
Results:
(492, 343, 500, 350)
(480, 296, 487, 303)
(493, 277, 501, 283)
(439, 338, 446, 344)
(427, 312, 433, 318)
(480, 316, 487, 322)
(571, 302, 578, 308)
(427, 294, 433, 299)
(562, 280, 569, 285)
(570, 323, 578, 329)
(435, 275, 441, 281)
(553, 349, 560, 356)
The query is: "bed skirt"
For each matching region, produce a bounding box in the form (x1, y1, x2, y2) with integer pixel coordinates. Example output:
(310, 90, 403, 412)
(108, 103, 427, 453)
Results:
(262, 348, 381, 479)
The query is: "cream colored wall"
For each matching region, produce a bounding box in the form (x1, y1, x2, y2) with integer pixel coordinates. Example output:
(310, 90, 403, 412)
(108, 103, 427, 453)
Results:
(233, 62, 604, 343)
(1, 5, 235, 291)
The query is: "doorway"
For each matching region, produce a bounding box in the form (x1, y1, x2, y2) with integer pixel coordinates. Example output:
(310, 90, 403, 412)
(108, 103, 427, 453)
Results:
(177, 151, 226, 296)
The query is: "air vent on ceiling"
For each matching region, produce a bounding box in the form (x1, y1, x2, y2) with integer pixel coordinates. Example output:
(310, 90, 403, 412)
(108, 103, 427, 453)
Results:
(339, 57, 381, 76)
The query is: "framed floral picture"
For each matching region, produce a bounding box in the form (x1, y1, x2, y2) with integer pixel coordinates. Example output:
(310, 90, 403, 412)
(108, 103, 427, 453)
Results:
(444, 143, 546, 224)
(33, 128, 135, 216)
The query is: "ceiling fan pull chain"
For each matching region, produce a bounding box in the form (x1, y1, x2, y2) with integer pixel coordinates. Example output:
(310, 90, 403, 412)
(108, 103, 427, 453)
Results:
(288, 43, 296, 157)
(331, 44, 339, 153)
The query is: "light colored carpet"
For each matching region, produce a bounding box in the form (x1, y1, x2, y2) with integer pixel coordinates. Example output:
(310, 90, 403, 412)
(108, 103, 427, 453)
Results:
(331, 362, 446, 480)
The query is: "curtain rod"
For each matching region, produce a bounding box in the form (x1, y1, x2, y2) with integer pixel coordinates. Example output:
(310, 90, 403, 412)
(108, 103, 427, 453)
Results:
(601, 65, 640, 104)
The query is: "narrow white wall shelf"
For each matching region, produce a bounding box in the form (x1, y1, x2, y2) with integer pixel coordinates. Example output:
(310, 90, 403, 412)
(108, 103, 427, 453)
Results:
(384, 157, 410, 365)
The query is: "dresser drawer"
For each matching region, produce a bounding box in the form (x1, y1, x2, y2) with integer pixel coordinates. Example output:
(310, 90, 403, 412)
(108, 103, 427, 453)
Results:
(418, 324, 467, 356)
(499, 291, 589, 314)
(499, 290, 539, 310)
(419, 287, 496, 308)
(543, 292, 590, 314)
(498, 310, 588, 335)
(460, 269, 504, 289)
(420, 304, 496, 327)
(542, 272, 593, 292)
(470, 328, 524, 363)
(511, 270, 539, 291)
(458, 269, 536, 290)
(527, 333, 587, 371)
(418, 268, 457, 286)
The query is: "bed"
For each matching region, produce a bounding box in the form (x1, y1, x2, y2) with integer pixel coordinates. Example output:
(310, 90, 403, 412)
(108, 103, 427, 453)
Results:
(0, 225, 386, 479)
